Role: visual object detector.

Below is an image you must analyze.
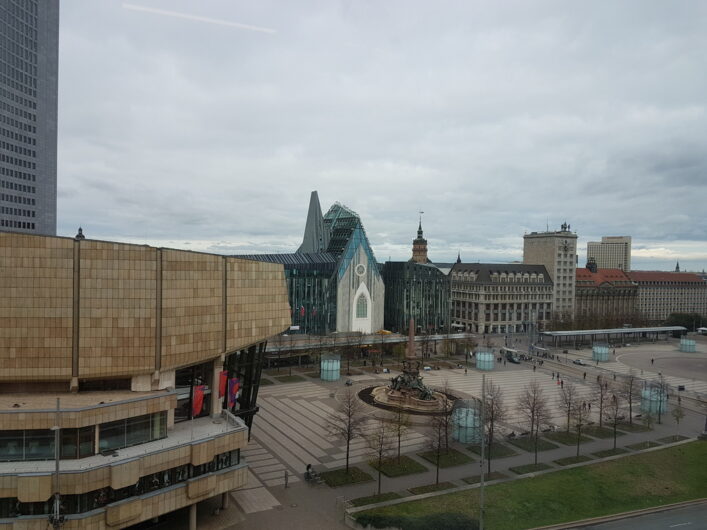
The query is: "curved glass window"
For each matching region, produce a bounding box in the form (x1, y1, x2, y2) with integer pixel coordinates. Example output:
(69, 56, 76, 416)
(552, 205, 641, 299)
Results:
(356, 294, 367, 318)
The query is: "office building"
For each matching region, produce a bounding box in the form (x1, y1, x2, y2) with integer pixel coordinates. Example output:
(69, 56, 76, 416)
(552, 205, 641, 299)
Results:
(587, 236, 632, 271)
(0, 1, 59, 235)
(627, 270, 707, 324)
(523, 223, 578, 319)
(575, 260, 639, 327)
(450, 263, 553, 334)
(0, 231, 290, 528)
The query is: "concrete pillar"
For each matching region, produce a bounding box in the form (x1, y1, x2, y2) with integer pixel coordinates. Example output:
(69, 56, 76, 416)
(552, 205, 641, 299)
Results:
(211, 358, 222, 418)
(189, 503, 197, 530)
(221, 492, 229, 510)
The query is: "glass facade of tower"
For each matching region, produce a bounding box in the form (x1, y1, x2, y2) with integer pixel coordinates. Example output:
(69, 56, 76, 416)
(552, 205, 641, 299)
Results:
(0, 0, 58, 234)
(382, 261, 450, 334)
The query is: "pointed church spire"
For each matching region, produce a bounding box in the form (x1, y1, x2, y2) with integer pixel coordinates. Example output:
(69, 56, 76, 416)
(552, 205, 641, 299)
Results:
(675, 261, 680, 272)
(298, 191, 330, 253)
(456, 251, 461, 264)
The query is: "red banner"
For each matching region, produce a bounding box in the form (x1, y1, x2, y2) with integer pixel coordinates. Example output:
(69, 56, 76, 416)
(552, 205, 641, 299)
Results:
(228, 378, 240, 409)
(192, 385, 205, 417)
(219, 370, 228, 398)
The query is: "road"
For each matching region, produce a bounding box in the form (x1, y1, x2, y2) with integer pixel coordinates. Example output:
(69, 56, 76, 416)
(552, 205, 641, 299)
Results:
(584, 503, 707, 530)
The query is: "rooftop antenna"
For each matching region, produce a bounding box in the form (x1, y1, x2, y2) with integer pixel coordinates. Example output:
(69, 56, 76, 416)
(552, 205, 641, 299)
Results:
(546, 218, 549, 232)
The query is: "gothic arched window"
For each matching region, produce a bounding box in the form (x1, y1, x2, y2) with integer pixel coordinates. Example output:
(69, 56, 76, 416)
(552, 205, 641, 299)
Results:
(356, 294, 368, 319)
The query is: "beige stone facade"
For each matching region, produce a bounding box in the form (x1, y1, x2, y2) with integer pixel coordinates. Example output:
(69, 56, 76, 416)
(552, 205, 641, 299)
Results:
(450, 263, 553, 334)
(0, 233, 290, 528)
(627, 271, 707, 324)
(523, 224, 577, 319)
(575, 268, 639, 326)
(586, 236, 632, 272)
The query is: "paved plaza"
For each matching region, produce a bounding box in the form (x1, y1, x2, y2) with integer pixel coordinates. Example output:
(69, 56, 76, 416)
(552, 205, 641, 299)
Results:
(140, 336, 707, 529)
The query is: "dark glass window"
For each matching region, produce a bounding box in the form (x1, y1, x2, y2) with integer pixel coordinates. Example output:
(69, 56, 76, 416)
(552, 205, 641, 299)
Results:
(23, 430, 54, 460)
(0, 431, 24, 461)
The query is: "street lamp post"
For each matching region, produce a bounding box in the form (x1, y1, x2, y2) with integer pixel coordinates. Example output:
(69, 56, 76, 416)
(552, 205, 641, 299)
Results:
(479, 374, 486, 530)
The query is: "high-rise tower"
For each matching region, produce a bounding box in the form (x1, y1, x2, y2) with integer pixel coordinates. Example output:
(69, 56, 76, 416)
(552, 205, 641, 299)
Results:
(0, 1, 59, 235)
(523, 222, 578, 318)
(587, 236, 632, 272)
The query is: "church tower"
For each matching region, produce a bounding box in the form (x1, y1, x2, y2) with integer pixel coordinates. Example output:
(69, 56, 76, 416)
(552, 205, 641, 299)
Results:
(411, 216, 430, 264)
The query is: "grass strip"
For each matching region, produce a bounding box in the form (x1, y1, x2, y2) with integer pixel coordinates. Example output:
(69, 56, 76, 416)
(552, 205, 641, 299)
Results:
(357, 442, 707, 530)
(507, 436, 559, 452)
(349, 492, 401, 507)
(583, 426, 623, 439)
(462, 471, 508, 484)
(657, 435, 689, 444)
(545, 431, 592, 445)
(467, 443, 518, 459)
(408, 482, 456, 495)
(592, 448, 629, 458)
(370, 455, 428, 477)
(554, 455, 593, 466)
(509, 463, 553, 474)
(626, 441, 663, 450)
(320, 466, 373, 487)
(417, 448, 474, 468)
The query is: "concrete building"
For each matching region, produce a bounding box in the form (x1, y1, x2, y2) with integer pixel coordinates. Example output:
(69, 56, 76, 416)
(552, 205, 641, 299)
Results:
(523, 223, 578, 319)
(0, 1, 58, 235)
(627, 270, 707, 324)
(410, 219, 430, 264)
(575, 262, 639, 327)
(587, 236, 632, 272)
(450, 263, 553, 334)
(0, 232, 290, 528)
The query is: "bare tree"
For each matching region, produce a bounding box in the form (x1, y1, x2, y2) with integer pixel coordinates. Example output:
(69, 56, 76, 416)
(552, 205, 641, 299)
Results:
(440, 382, 454, 452)
(641, 408, 655, 431)
(390, 406, 411, 463)
(558, 381, 579, 433)
(517, 380, 550, 465)
(327, 386, 365, 473)
(621, 370, 638, 425)
(571, 400, 591, 457)
(594, 375, 610, 428)
(484, 379, 508, 474)
(367, 420, 394, 495)
(671, 402, 685, 440)
(603, 391, 623, 450)
(428, 409, 451, 485)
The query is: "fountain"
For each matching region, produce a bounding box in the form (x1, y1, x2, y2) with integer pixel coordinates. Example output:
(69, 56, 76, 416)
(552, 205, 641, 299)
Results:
(364, 319, 454, 414)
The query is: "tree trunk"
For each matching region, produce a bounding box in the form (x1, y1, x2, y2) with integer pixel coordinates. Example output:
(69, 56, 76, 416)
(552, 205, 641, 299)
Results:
(613, 422, 617, 450)
(628, 391, 633, 424)
(377, 454, 382, 495)
(345, 439, 350, 472)
(576, 425, 581, 457)
(435, 448, 440, 485)
(487, 424, 493, 475)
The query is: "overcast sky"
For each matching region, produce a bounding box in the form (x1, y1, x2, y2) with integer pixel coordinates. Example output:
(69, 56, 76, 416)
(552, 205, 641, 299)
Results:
(58, 1, 707, 271)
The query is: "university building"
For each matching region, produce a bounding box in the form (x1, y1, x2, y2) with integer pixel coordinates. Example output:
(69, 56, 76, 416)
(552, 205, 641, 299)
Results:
(0, 232, 290, 528)
(240, 191, 384, 335)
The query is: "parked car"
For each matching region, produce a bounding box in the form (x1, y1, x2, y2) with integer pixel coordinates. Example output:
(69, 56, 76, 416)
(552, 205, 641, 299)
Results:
(572, 359, 586, 366)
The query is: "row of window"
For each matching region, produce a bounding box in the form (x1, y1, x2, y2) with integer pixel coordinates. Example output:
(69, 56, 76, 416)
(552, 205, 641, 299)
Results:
(0, 138, 34, 157)
(0, 84, 36, 111)
(0, 178, 34, 192)
(0, 152, 36, 169)
(0, 412, 167, 462)
(0, 218, 33, 229)
(1, 206, 35, 217)
(0, 71, 35, 97)
(0, 165, 35, 181)
(0, 192, 35, 203)
(0, 108, 37, 133)
(0, 448, 241, 518)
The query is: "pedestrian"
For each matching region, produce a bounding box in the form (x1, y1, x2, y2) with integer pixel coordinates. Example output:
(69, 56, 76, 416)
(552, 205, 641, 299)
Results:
(561, 380, 564, 388)
(651, 358, 654, 365)
(583, 372, 586, 380)
(613, 374, 616, 380)
(465, 368, 468, 375)
(588, 402, 591, 411)
(533, 365, 536, 372)
(552, 372, 555, 380)
(285, 469, 289, 488)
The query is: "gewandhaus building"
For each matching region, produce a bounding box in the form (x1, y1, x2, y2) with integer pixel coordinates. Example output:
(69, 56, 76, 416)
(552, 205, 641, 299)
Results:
(0, 231, 290, 529)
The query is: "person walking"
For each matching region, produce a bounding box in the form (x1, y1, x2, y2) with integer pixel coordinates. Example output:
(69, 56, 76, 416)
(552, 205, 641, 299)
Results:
(583, 372, 587, 380)
(651, 358, 654, 365)
(561, 379, 564, 388)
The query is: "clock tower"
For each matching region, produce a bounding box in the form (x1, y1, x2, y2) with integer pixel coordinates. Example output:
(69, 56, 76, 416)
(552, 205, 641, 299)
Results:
(411, 216, 430, 264)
